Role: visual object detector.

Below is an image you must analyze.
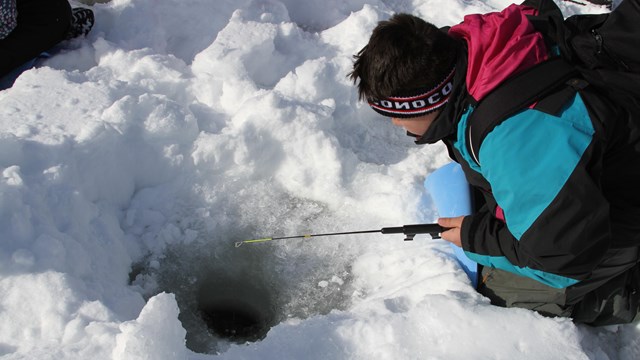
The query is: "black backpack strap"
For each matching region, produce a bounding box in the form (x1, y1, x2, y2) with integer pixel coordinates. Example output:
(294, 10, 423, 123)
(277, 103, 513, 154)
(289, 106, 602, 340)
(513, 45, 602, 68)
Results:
(466, 57, 580, 164)
(521, 0, 564, 20)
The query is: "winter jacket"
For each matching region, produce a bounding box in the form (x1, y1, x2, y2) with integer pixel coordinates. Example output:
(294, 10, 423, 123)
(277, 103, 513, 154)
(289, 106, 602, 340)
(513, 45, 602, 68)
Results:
(0, 0, 18, 39)
(420, 4, 640, 297)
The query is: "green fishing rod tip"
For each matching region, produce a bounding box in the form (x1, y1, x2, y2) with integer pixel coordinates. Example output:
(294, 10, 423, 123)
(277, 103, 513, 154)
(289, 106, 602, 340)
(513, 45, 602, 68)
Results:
(234, 237, 274, 248)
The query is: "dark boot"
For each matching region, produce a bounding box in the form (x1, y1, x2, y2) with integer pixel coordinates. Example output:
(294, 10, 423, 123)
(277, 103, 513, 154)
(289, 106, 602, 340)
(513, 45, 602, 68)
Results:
(65, 8, 95, 40)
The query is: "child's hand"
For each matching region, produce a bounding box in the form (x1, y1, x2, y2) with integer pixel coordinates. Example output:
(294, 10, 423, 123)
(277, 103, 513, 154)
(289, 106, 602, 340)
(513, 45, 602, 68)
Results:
(437, 216, 465, 247)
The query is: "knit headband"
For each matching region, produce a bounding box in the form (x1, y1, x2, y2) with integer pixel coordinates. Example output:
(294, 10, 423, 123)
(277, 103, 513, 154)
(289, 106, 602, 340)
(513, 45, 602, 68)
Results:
(368, 67, 455, 118)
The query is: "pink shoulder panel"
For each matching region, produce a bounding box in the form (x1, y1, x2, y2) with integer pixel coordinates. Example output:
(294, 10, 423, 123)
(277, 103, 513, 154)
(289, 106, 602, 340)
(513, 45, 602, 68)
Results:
(449, 4, 548, 102)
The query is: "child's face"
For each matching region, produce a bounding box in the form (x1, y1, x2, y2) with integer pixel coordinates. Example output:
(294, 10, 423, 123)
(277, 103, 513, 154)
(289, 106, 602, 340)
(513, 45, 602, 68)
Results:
(390, 110, 441, 138)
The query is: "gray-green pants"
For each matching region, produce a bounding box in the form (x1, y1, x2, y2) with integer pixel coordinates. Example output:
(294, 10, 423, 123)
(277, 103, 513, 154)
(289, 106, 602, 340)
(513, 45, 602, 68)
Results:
(478, 262, 640, 326)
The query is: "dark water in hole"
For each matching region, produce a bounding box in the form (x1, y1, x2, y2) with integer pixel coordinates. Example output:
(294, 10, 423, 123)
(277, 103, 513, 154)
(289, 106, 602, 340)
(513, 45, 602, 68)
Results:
(196, 273, 277, 344)
(200, 302, 266, 341)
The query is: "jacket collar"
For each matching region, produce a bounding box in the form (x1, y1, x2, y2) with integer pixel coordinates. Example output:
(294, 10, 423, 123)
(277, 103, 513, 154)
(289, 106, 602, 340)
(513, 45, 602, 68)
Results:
(415, 51, 469, 145)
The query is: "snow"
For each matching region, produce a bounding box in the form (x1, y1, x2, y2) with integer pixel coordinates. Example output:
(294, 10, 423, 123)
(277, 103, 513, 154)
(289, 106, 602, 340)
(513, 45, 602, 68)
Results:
(0, 0, 636, 359)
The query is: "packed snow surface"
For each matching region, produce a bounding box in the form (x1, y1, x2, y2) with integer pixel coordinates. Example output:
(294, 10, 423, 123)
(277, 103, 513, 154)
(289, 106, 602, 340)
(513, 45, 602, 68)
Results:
(0, 0, 637, 359)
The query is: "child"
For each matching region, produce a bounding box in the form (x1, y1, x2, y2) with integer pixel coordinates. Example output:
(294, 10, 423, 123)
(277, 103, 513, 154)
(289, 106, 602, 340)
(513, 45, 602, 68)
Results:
(350, 0, 640, 325)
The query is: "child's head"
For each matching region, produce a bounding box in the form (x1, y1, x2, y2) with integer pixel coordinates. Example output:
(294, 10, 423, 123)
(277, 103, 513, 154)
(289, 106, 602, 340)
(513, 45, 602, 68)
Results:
(350, 14, 459, 119)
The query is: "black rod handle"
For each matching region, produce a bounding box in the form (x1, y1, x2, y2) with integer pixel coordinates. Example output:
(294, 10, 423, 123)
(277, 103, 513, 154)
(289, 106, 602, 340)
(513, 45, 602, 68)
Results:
(380, 223, 447, 240)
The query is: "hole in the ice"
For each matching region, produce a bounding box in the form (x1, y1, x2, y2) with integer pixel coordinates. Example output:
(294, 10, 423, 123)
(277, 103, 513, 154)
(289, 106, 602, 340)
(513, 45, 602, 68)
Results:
(196, 275, 276, 343)
(130, 227, 355, 354)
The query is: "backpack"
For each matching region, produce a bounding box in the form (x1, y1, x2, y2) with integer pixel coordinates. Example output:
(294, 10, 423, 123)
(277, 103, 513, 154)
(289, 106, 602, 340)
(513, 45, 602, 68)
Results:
(466, 0, 640, 162)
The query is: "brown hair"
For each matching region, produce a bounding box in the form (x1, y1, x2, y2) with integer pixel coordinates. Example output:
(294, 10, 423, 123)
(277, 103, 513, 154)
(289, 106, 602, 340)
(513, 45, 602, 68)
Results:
(349, 13, 460, 101)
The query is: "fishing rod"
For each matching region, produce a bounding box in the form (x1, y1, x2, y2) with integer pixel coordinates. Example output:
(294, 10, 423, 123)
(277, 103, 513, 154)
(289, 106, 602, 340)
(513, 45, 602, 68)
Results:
(234, 223, 447, 247)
